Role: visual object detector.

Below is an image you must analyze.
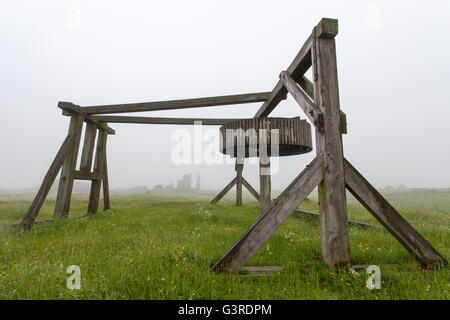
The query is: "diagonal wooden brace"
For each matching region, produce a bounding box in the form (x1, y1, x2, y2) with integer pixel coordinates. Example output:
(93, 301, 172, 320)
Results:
(211, 177, 237, 204)
(211, 154, 324, 273)
(20, 133, 76, 230)
(344, 158, 447, 267)
(242, 177, 260, 201)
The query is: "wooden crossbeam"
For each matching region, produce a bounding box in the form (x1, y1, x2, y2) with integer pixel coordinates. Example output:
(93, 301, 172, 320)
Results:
(253, 33, 313, 118)
(242, 178, 260, 201)
(58, 102, 115, 135)
(20, 132, 76, 230)
(211, 154, 324, 272)
(344, 158, 447, 267)
(82, 92, 272, 115)
(211, 177, 237, 204)
(74, 170, 101, 181)
(92, 116, 240, 126)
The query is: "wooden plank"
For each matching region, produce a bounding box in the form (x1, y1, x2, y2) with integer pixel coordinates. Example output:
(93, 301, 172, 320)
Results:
(344, 159, 447, 267)
(87, 130, 107, 214)
(93, 116, 240, 126)
(20, 133, 75, 230)
(102, 149, 111, 210)
(312, 18, 351, 268)
(74, 170, 101, 181)
(82, 92, 272, 115)
(253, 33, 313, 118)
(79, 122, 97, 171)
(54, 114, 84, 219)
(210, 177, 237, 204)
(236, 162, 243, 206)
(211, 154, 324, 273)
(280, 71, 322, 130)
(58, 102, 115, 135)
(242, 177, 260, 201)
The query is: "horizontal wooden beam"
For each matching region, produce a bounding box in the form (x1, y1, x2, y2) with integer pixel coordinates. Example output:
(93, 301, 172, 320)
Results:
(92, 116, 240, 126)
(58, 102, 115, 135)
(82, 92, 272, 115)
(74, 170, 101, 181)
(254, 32, 313, 118)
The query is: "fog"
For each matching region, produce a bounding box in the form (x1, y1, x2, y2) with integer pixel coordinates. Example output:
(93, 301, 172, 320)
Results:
(1, 0, 449, 192)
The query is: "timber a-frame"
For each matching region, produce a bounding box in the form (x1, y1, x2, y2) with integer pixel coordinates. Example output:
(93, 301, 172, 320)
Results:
(20, 18, 447, 271)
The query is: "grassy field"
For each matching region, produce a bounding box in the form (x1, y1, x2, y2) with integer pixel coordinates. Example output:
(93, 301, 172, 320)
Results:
(0, 190, 448, 300)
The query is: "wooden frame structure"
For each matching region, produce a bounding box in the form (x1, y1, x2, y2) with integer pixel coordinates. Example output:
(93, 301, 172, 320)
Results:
(20, 18, 446, 271)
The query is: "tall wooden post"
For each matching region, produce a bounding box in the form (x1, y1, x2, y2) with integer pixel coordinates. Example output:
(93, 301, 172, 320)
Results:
(102, 152, 111, 210)
(54, 114, 83, 219)
(312, 19, 351, 268)
(259, 155, 271, 215)
(235, 160, 243, 206)
(88, 129, 107, 214)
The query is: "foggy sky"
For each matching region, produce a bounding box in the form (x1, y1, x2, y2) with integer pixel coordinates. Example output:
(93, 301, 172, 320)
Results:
(1, 0, 449, 191)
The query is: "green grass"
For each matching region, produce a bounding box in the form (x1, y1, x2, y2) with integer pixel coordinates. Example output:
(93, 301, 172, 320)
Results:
(0, 191, 448, 300)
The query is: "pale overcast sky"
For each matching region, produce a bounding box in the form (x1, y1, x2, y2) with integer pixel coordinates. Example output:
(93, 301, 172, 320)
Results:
(1, 0, 449, 190)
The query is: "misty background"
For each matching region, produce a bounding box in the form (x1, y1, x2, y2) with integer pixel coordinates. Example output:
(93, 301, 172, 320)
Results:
(1, 0, 449, 193)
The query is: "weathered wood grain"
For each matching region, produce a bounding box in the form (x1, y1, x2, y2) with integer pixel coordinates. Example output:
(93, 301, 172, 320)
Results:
(58, 102, 115, 134)
(211, 154, 324, 272)
(74, 170, 101, 181)
(102, 149, 111, 210)
(210, 177, 237, 204)
(82, 92, 272, 115)
(87, 130, 107, 214)
(312, 18, 351, 268)
(20, 133, 75, 230)
(280, 71, 322, 130)
(344, 158, 447, 267)
(93, 116, 240, 126)
(259, 155, 271, 216)
(54, 114, 84, 219)
(236, 162, 243, 206)
(79, 122, 97, 171)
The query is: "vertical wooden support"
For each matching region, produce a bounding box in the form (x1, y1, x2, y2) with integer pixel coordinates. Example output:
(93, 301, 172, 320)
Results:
(102, 140, 111, 210)
(259, 155, 271, 215)
(79, 122, 97, 172)
(54, 114, 84, 219)
(235, 161, 243, 206)
(87, 129, 107, 214)
(312, 19, 351, 268)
